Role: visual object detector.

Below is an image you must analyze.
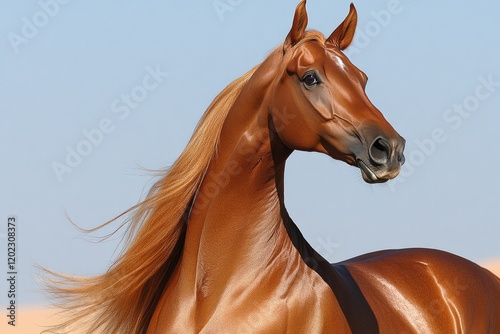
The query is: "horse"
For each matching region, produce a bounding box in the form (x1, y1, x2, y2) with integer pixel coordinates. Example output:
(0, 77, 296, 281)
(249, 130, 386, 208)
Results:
(46, 1, 500, 333)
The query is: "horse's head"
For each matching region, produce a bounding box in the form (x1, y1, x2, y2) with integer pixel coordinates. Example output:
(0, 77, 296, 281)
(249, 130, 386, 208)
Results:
(270, 1, 405, 183)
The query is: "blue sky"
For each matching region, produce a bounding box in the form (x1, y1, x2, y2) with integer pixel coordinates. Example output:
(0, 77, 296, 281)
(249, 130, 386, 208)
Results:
(1, 0, 500, 305)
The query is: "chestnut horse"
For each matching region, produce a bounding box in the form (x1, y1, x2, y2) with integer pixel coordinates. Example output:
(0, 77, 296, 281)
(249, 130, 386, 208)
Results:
(48, 1, 500, 333)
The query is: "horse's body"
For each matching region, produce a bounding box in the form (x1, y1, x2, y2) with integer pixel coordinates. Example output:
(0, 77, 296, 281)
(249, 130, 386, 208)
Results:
(48, 1, 500, 333)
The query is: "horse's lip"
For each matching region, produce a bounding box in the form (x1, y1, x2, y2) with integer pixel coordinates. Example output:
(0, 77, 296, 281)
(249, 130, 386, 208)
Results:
(356, 159, 379, 183)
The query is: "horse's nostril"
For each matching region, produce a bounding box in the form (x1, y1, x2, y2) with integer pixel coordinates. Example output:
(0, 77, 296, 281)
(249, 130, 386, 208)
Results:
(369, 137, 390, 166)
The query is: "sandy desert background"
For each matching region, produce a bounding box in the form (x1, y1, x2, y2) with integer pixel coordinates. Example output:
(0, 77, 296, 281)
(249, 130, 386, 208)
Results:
(2, 261, 499, 334)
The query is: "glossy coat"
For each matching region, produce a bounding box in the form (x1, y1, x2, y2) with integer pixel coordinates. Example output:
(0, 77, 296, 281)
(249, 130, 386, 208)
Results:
(147, 2, 500, 333)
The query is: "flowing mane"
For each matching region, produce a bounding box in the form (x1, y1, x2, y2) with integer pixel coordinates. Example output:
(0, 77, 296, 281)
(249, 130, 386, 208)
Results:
(45, 66, 258, 334)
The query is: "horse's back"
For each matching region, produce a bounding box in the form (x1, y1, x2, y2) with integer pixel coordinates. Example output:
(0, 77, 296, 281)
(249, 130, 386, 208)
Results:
(333, 248, 500, 333)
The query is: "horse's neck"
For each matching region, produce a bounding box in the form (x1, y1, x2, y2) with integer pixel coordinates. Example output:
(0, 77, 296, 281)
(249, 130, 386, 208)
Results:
(177, 59, 294, 294)
(188, 102, 286, 272)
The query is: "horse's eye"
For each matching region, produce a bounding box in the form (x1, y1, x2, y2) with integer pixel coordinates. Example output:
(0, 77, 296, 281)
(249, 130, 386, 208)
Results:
(302, 73, 319, 87)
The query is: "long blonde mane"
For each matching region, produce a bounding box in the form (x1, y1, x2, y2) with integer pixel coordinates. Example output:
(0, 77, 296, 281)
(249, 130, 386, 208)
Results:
(45, 66, 258, 334)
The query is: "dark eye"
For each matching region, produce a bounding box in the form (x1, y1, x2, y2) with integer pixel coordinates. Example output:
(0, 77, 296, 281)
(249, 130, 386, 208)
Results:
(302, 73, 320, 87)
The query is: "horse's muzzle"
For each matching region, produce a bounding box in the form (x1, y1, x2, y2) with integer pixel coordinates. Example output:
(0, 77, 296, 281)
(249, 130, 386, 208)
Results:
(357, 135, 405, 183)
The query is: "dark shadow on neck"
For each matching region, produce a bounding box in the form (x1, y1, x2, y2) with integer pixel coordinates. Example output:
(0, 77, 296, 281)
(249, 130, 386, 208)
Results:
(267, 119, 379, 333)
(281, 213, 379, 334)
(268, 133, 378, 333)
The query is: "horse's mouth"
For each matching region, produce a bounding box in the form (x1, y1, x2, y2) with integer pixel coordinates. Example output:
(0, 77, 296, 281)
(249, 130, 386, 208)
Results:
(357, 159, 388, 184)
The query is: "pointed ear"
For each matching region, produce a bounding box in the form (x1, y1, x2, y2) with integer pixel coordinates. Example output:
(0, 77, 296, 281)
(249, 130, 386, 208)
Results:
(284, 0, 308, 51)
(326, 3, 357, 50)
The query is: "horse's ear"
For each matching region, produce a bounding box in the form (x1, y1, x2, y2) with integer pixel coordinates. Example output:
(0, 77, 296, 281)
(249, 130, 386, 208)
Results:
(284, 0, 308, 51)
(326, 3, 357, 50)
